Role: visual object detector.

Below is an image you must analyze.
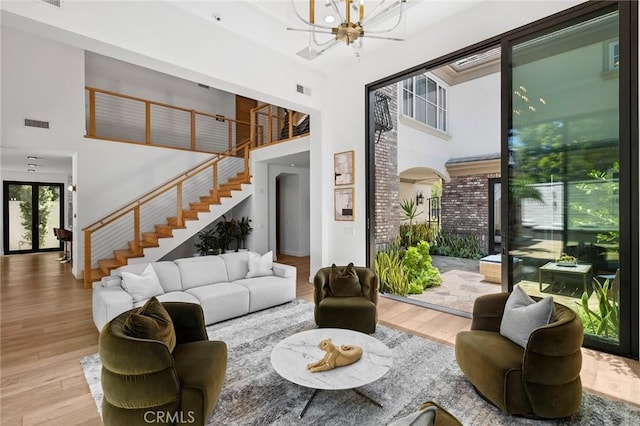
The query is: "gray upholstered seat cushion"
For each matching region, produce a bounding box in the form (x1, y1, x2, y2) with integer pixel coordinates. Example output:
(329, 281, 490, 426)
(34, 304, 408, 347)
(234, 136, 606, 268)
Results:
(186, 283, 249, 324)
(233, 276, 297, 312)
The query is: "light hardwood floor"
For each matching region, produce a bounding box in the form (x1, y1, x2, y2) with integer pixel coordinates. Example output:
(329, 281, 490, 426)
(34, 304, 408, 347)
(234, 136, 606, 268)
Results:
(1, 252, 638, 425)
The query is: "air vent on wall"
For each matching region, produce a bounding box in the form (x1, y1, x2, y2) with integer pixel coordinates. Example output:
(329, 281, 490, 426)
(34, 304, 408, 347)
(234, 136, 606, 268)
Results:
(40, 0, 62, 7)
(25, 119, 50, 129)
(296, 84, 311, 96)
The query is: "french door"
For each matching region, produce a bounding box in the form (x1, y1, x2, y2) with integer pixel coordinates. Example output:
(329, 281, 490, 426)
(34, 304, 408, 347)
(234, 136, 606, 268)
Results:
(503, 1, 637, 357)
(3, 181, 64, 254)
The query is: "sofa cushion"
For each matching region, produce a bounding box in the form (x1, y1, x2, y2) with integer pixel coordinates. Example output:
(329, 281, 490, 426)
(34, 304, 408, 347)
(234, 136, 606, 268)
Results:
(117, 261, 182, 293)
(500, 285, 554, 348)
(186, 283, 249, 324)
(234, 275, 296, 312)
(134, 291, 201, 308)
(246, 251, 274, 278)
(120, 264, 165, 303)
(175, 256, 229, 290)
(220, 251, 250, 281)
(122, 297, 176, 351)
(329, 263, 362, 297)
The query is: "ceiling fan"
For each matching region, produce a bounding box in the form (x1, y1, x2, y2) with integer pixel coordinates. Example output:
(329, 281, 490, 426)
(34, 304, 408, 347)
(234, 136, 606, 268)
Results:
(287, 0, 408, 59)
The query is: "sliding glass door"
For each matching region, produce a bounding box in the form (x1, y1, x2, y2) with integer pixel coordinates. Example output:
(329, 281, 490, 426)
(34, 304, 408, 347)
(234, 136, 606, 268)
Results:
(3, 181, 64, 254)
(505, 3, 636, 356)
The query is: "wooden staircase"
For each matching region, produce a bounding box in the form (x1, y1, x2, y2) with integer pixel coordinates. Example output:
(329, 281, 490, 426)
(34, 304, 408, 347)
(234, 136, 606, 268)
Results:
(87, 172, 250, 285)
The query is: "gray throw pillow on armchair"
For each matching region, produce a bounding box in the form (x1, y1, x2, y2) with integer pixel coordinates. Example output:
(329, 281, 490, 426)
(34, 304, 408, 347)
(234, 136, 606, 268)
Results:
(499, 285, 555, 348)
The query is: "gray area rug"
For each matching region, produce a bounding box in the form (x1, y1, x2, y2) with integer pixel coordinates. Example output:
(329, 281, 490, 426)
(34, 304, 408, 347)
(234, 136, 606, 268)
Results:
(82, 299, 639, 425)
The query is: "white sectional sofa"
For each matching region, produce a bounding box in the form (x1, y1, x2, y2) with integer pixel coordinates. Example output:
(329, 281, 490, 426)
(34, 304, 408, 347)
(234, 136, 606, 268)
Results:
(92, 251, 297, 331)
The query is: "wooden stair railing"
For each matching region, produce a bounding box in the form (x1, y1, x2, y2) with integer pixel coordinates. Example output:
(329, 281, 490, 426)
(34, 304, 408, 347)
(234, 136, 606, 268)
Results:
(83, 140, 252, 288)
(251, 104, 310, 148)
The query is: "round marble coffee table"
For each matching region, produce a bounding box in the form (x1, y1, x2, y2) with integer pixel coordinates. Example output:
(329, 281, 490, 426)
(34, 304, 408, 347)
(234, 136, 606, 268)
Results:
(270, 328, 392, 418)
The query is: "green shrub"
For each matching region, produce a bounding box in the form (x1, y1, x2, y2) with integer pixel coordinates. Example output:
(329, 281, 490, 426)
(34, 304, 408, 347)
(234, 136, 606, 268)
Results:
(430, 230, 484, 259)
(399, 221, 439, 247)
(402, 241, 442, 290)
(376, 240, 442, 296)
(375, 245, 408, 296)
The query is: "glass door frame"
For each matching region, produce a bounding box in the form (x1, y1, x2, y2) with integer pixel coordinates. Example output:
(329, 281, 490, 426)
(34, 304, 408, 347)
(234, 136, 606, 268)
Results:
(488, 177, 501, 255)
(500, 1, 638, 358)
(2, 181, 65, 255)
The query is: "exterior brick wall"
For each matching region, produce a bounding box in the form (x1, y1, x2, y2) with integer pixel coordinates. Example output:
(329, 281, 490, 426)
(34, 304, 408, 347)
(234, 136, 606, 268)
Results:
(374, 85, 400, 248)
(441, 172, 500, 253)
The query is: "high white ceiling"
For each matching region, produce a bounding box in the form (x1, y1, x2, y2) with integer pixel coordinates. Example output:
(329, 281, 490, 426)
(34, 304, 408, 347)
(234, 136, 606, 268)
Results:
(168, 0, 486, 70)
(1, 0, 486, 176)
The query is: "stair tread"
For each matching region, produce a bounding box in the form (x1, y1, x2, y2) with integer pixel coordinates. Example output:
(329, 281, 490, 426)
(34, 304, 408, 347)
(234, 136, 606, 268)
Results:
(87, 160, 252, 288)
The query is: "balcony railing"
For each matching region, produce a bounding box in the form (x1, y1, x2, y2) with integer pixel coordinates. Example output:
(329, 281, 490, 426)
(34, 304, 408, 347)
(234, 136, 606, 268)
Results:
(85, 86, 251, 153)
(251, 104, 309, 148)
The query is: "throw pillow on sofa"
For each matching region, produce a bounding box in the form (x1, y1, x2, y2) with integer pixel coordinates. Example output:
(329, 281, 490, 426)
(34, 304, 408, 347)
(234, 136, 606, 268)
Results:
(329, 263, 362, 297)
(122, 296, 176, 351)
(499, 285, 555, 348)
(246, 251, 274, 278)
(120, 264, 165, 303)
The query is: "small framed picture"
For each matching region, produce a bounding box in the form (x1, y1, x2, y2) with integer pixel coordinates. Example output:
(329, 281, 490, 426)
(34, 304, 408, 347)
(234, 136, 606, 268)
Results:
(334, 188, 354, 221)
(334, 150, 354, 185)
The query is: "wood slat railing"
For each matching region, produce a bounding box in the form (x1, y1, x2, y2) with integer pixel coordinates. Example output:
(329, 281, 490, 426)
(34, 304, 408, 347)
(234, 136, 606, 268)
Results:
(86, 86, 250, 154)
(251, 104, 310, 148)
(83, 140, 252, 288)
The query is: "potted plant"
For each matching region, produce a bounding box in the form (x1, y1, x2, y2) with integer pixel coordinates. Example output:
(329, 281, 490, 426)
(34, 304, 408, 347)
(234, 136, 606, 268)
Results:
(194, 228, 220, 256)
(556, 253, 577, 266)
(215, 216, 234, 253)
(237, 217, 253, 251)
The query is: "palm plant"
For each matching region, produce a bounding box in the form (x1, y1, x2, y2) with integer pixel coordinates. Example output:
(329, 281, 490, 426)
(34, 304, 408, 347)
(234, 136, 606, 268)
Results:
(400, 198, 423, 246)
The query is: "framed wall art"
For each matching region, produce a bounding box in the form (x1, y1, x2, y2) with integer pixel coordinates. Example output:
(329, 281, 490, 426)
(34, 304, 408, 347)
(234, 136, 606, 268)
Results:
(334, 150, 354, 185)
(334, 187, 354, 221)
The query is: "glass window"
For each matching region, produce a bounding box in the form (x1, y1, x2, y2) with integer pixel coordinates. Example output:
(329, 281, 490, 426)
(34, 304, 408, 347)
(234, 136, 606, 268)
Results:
(401, 74, 448, 132)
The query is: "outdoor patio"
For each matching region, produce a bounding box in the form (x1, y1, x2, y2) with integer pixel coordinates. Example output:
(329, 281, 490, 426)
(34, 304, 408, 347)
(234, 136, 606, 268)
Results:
(407, 255, 501, 315)
(407, 255, 594, 316)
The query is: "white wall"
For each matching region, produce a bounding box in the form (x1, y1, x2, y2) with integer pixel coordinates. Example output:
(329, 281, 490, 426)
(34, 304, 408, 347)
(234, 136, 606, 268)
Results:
(448, 72, 501, 158)
(85, 52, 236, 119)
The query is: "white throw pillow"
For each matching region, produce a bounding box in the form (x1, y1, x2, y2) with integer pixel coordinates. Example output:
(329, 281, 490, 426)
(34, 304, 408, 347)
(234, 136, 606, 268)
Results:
(500, 285, 555, 348)
(246, 251, 274, 278)
(120, 264, 165, 302)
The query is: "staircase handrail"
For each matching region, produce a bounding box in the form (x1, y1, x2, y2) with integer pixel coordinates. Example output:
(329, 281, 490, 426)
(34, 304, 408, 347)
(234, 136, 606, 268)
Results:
(83, 140, 252, 288)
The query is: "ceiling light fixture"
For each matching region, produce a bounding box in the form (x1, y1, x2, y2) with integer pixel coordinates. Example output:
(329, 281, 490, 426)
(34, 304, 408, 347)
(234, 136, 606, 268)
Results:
(28, 163, 37, 168)
(27, 156, 38, 160)
(288, 0, 407, 59)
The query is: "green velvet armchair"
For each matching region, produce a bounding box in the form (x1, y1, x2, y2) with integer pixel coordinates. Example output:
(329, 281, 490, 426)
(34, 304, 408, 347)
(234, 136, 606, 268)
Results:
(99, 302, 227, 425)
(455, 293, 583, 419)
(313, 265, 379, 334)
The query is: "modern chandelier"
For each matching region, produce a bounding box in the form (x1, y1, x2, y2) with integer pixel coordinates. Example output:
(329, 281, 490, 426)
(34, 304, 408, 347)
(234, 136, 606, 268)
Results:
(288, 0, 408, 58)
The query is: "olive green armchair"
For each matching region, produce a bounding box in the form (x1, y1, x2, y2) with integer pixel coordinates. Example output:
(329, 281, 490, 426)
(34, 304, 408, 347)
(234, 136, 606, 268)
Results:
(455, 293, 583, 419)
(313, 264, 379, 334)
(99, 301, 227, 425)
